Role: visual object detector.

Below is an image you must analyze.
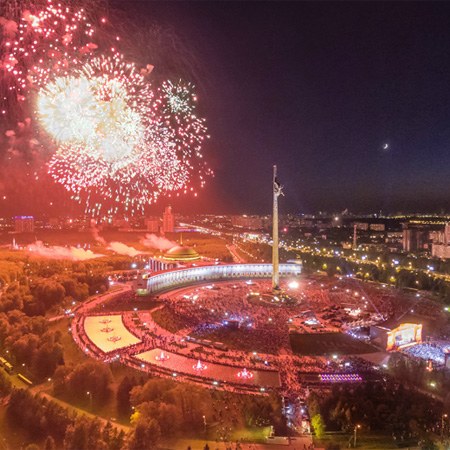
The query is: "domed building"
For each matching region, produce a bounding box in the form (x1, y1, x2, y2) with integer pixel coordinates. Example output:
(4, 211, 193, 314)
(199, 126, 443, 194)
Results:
(163, 245, 200, 262)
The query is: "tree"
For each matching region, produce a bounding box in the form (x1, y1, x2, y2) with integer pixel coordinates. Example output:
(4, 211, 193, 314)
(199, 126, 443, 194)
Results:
(311, 414, 326, 439)
(420, 439, 438, 450)
(32, 279, 65, 310)
(307, 392, 321, 418)
(44, 436, 56, 450)
(64, 419, 88, 450)
(32, 331, 64, 380)
(110, 430, 126, 450)
(128, 419, 161, 450)
(62, 361, 113, 405)
(24, 445, 40, 450)
(0, 370, 12, 396)
(136, 401, 181, 435)
(117, 376, 134, 417)
(64, 416, 108, 450)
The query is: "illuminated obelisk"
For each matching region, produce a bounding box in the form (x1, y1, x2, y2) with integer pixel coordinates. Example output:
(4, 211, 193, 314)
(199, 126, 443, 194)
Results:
(272, 165, 283, 292)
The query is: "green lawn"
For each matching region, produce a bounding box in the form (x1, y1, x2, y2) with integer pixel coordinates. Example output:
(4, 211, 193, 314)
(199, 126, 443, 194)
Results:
(229, 426, 271, 442)
(49, 318, 88, 367)
(151, 307, 189, 333)
(290, 332, 377, 356)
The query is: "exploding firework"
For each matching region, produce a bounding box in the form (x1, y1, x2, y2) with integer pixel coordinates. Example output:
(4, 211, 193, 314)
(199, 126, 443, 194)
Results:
(1, 1, 212, 216)
(37, 54, 150, 172)
(154, 80, 210, 188)
(41, 59, 208, 215)
(1, 0, 97, 100)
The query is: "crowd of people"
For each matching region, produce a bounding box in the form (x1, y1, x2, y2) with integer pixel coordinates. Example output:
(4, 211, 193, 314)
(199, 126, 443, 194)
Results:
(402, 340, 450, 365)
(71, 273, 450, 400)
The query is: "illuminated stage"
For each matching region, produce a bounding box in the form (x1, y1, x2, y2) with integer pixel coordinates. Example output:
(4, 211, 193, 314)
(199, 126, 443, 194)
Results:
(371, 322, 423, 351)
(386, 323, 422, 350)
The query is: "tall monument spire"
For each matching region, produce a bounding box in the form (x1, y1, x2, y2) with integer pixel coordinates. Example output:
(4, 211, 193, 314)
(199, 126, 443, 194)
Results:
(272, 165, 283, 292)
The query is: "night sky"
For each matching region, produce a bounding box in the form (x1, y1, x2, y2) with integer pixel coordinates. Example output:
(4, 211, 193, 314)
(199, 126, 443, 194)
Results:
(2, 1, 450, 216)
(130, 1, 450, 215)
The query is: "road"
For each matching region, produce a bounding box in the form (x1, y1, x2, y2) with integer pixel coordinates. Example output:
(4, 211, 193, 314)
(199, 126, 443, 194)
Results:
(227, 244, 246, 263)
(166, 436, 313, 450)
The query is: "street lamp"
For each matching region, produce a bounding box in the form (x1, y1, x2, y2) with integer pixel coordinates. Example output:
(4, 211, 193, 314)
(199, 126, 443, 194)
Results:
(87, 391, 92, 409)
(353, 424, 361, 447)
(442, 413, 448, 438)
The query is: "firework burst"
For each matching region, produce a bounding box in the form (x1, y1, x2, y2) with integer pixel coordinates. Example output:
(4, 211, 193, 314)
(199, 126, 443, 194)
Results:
(41, 57, 209, 215)
(1, 0, 97, 99)
(1, 0, 212, 216)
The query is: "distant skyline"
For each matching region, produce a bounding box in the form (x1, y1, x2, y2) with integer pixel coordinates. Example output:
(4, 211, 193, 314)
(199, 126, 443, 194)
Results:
(1, 1, 450, 216)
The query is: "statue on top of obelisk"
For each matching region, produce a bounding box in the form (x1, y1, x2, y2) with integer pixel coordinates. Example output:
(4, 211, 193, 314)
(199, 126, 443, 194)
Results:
(272, 165, 283, 293)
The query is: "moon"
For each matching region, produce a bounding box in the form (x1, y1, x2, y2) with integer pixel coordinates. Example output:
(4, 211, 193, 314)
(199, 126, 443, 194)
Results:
(382, 143, 389, 150)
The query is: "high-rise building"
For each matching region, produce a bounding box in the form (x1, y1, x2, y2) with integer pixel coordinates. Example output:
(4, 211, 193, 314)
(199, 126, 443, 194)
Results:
(231, 215, 267, 230)
(431, 223, 450, 259)
(402, 226, 429, 253)
(145, 217, 160, 233)
(162, 206, 174, 233)
(14, 216, 34, 233)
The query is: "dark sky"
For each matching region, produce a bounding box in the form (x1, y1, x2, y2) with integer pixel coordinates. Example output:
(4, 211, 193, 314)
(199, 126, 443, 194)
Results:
(2, 1, 450, 217)
(126, 1, 450, 215)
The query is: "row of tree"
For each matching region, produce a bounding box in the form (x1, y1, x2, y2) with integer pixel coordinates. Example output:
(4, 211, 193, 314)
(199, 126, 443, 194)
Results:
(300, 252, 450, 302)
(307, 380, 444, 440)
(7, 388, 127, 449)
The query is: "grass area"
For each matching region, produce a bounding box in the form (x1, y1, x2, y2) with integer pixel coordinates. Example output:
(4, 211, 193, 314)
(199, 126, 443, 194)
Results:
(151, 306, 188, 333)
(49, 318, 89, 367)
(289, 332, 377, 356)
(91, 295, 160, 314)
(314, 432, 400, 449)
(191, 326, 282, 354)
(229, 426, 271, 442)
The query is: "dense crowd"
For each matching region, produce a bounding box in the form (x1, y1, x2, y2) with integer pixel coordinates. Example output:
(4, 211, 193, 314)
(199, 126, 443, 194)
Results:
(402, 341, 450, 365)
(72, 275, 450, 399)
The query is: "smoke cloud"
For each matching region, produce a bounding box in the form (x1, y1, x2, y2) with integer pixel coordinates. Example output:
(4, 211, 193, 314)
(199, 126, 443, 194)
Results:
(141, 234, 176, 251)
(91, 225, 106, 245)
(107, 241, 142, 257)
(27, 241, 103, 261)
(90, 227, 143, 257)
(0, 17, 18, 37)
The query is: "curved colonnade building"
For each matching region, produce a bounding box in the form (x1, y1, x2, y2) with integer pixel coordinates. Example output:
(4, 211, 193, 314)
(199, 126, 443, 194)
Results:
(146, 263, 302, 294)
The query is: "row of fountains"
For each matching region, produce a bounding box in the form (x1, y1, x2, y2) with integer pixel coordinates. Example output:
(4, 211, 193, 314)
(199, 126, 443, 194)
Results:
(154, 351, 254, 380)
